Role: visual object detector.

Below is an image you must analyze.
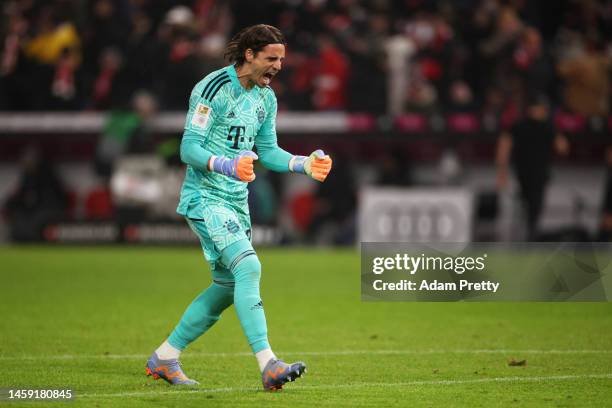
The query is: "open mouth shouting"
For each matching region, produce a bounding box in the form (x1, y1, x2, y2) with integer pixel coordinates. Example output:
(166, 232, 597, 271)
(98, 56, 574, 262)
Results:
(261, 71, 276, 86)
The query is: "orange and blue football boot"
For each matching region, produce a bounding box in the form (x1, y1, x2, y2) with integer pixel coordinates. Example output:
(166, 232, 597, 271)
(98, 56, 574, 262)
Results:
(145, 352, 199, 385)
(261, 358, 306, 391)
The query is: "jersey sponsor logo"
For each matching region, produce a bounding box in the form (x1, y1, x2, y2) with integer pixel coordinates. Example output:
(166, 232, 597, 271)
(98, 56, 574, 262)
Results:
(256, 106, 265, 123)
(191, 103, 211, 128)
(227, 125, 251, 149)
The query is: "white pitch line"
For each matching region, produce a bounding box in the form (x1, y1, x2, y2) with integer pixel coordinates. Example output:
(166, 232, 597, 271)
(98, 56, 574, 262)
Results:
(78, 373, 612, 399)
(1, 349, 611, 361)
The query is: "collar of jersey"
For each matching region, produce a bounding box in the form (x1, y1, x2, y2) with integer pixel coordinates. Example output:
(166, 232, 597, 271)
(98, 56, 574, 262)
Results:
(228, 64, 259, 94)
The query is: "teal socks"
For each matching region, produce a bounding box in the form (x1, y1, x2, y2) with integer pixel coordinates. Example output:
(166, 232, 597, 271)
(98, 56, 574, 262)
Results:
(231, 254, 270, 353)
(168, 238, 270, 353)
(168, 282, 234, 350)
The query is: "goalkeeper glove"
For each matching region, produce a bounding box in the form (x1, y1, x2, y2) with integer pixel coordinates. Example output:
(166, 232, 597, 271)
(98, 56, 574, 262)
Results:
(289, 149, 333, 182)
(208, 150, 258, 182)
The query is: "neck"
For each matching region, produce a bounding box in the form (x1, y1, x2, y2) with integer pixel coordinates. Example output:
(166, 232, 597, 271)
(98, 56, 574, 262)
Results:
(235, 64, 254, 90)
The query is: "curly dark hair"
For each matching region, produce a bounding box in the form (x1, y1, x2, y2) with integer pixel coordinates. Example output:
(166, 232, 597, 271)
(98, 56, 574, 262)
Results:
(224, 24, 286, 66)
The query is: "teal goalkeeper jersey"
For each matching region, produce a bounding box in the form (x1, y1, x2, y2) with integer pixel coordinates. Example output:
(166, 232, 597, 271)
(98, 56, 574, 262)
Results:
(177, 65, 293, 220)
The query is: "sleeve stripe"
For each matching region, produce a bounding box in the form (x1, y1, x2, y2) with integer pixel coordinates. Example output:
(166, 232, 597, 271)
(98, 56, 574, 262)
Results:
(201, 72, 229, 98)
(207, 79, 231, 101)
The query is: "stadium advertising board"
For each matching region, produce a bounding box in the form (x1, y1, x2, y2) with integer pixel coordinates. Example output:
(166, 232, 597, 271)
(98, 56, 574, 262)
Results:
(358, 188, 473, 242)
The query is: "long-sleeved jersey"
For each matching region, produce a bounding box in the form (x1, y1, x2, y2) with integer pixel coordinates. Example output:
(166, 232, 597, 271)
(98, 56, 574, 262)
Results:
(177, 64, 293, 222)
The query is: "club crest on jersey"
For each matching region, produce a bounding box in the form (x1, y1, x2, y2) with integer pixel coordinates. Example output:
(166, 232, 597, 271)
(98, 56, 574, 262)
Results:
(224, 219, 240, 234)
(256, 106, 265, 124)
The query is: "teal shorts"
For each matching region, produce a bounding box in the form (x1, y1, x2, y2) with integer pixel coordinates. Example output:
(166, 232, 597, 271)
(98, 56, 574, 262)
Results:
(186, 203, 252, 286)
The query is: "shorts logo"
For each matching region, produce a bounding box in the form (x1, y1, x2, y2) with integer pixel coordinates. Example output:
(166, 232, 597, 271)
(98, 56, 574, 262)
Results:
(224, 220, 240, 234)
(256, 106, 265, 123)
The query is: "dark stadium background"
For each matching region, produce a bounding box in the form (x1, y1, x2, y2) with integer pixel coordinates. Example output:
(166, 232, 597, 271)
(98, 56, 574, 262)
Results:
(1, 2, 612, 406)
(0, 0, 610, 246)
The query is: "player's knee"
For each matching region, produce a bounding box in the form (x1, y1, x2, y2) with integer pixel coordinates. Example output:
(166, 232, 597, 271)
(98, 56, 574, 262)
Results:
(232, 254, 261, 283)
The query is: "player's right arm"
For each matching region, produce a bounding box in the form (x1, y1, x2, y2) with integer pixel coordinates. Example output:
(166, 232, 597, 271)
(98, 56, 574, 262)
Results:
(180, 74, 255, 182)
(180, 129, 213, 171)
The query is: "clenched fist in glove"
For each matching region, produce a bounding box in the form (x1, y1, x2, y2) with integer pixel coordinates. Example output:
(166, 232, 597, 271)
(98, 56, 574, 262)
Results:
(289, 150, 333, 182)
(209, 150, 258, 182)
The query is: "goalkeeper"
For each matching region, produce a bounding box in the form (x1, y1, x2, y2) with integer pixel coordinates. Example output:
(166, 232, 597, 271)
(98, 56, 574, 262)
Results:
(146, 24, 332, 391)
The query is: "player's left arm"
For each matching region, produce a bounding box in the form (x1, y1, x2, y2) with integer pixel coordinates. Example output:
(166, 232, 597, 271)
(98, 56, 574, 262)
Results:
(256, 91, 332, 182)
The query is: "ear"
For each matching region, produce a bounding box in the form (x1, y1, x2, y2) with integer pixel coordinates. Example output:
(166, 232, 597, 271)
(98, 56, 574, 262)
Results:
(245, 48, 254, 62)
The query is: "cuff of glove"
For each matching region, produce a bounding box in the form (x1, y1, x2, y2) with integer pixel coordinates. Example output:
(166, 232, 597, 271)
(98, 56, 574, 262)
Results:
(289, 155, 308, 174)
(208, 155, 219, 172)
(208, 155, 234, 177)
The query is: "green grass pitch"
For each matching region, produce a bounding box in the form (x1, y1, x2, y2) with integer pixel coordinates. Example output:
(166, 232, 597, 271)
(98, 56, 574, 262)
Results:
(1, 246, 611, 407)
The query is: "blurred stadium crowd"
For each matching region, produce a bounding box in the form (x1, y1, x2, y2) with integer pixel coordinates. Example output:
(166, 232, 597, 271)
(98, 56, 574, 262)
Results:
(1, 0, 610, 115)
(1, 0, 611, 245)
